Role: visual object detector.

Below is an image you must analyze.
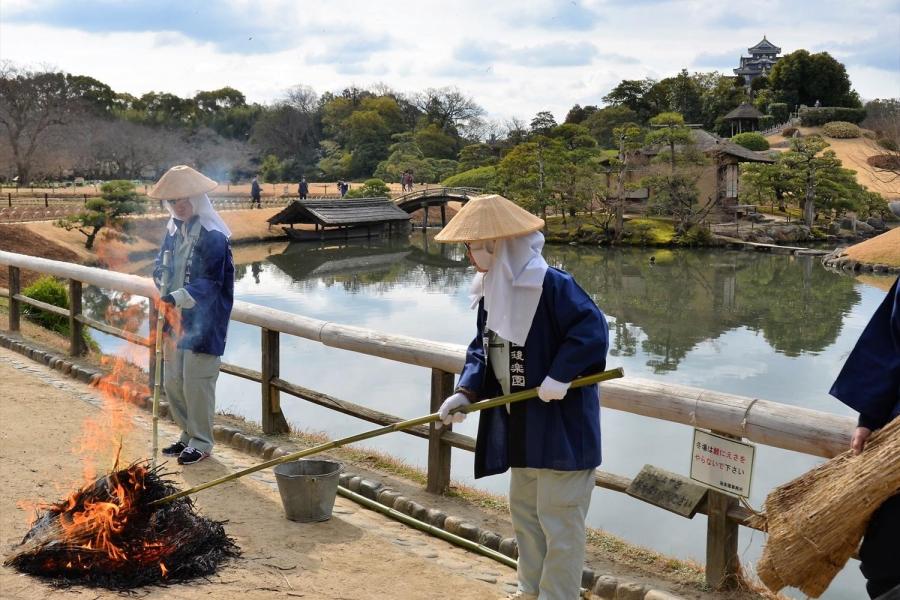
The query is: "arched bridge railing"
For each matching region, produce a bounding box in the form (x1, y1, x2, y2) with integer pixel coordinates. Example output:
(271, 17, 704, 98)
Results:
(394, 187, 482, 228)
(394, 187, 481, 212)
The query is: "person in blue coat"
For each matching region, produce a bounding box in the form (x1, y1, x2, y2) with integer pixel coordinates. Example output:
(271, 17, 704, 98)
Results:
(150, 165, 235, 466)
(435, 194, 609, 600)
(830, 277, 899, 599)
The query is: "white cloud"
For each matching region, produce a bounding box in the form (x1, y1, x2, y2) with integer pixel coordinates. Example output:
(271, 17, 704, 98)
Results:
(0, 0, 896, 123)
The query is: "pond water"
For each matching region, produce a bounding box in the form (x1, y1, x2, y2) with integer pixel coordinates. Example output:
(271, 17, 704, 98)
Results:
(88, 234, 896, 599)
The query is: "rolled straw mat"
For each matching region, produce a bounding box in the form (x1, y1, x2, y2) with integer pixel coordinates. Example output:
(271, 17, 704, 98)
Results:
(750, 416, 900, 597)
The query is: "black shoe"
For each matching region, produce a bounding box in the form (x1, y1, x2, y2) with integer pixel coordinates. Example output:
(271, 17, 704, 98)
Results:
(178, 447, 209, 465)
(161, 441, 186, 456)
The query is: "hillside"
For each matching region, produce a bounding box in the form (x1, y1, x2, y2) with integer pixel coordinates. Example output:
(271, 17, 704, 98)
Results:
(841, 227, 900, 267)
(766, 127, 899, 199)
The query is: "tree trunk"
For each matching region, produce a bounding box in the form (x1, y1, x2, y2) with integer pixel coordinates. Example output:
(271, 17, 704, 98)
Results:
(803, 168, 816, 227)
(84, 225, 102, 250)
(614, 166, 627, 242)
(16, 161, 30, 186)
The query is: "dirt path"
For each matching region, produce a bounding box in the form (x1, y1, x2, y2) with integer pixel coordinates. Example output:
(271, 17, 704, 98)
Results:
(0, 347, 513, 600)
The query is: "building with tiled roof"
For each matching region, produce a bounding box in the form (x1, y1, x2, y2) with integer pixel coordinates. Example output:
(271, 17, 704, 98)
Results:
(734, 37, 782, 87)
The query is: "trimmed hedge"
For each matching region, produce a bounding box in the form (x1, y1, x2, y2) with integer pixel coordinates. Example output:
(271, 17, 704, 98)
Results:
(731, 132, 770, 151)
(822, 121, 861, 139)
(441, 166, 497, 189)
(782, 126, 799, 137)
(877, 137, 899, 152)
(799, 107, 866, 126)
(759, 115, 775, 130)
(345, 178, 391, 198)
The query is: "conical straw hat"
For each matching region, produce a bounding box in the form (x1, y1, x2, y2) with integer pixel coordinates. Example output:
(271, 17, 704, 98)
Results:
(434, 194, 544, 242)
(148, 165, 217, 200)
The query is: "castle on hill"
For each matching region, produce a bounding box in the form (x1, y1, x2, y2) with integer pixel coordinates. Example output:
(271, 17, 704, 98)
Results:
(734, 37, 782, 86)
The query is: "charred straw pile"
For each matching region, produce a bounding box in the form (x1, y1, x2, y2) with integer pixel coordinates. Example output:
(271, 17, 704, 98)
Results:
(4, 462, 239, 589)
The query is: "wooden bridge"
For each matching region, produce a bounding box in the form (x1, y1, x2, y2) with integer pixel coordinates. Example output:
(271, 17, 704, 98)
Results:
(394, 187, 481, 228)
(0, 249, 857, 593)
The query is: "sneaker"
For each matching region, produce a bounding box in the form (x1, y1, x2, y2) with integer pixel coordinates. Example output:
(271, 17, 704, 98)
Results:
(177, 446, 209, 465)
(161, 441, 186, 456)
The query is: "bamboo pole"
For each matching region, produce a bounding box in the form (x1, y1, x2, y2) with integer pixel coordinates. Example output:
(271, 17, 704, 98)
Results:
(151, 251, 171, 469)
(337, 485, 517, 568)
(151, 367, 624, 506)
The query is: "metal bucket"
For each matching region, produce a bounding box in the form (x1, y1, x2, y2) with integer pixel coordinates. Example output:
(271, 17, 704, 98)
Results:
(273, 459, 343, 522)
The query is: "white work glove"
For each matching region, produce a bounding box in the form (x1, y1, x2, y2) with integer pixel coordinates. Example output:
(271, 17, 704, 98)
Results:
(437, 392, 470, 428)
(537, 376, 570, 402)
(168, 288, 196, 309)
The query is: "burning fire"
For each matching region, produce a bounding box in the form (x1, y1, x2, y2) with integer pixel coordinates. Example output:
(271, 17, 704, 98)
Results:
(6, 462, 237, 588)
(4, 234, 235, 588)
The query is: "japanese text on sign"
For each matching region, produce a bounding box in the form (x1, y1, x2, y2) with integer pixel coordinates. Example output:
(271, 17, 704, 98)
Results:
(690, 429, 755, 498)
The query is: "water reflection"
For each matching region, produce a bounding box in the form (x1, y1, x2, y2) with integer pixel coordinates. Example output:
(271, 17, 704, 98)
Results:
(249, 239, 864, 372)
(256, 237, 472, 296)
(544, 247, 860, 372)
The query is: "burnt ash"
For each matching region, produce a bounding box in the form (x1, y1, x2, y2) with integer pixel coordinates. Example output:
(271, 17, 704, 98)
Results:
(4, 462, 240, 590)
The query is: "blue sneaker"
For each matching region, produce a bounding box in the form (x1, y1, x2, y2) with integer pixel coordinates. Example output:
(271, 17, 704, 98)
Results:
(161, 441, 186, 456)
(177, 447, 209, 465)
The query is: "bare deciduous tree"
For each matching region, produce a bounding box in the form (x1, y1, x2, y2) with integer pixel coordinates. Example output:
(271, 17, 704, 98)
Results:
(0, 63, 76, 183)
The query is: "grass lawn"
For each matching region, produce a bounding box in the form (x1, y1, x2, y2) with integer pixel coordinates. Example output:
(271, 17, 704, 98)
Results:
(624, 217, 676, 245)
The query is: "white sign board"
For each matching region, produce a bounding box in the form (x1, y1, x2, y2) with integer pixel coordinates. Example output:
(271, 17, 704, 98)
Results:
(690, 429, 755, 498)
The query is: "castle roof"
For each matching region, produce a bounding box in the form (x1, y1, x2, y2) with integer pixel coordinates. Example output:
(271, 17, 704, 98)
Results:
(748, 36, 780, 54)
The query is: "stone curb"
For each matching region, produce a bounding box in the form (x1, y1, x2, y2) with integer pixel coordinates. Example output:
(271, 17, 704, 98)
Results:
(821, 247, 900, 273)
(0, 331, 687, 600)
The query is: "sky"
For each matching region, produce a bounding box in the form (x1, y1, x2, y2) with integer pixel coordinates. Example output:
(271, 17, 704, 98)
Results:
(1, 0, 898, 124)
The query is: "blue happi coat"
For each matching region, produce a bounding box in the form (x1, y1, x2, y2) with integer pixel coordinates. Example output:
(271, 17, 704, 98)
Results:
(830, 277, 900, 430)
(154, 220, 234, 357)
(457, 267, 609, 479)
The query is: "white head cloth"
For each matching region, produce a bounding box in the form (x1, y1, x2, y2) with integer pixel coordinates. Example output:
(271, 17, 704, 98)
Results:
(469, 231, 549, 346)
(165, 194, 232, 238)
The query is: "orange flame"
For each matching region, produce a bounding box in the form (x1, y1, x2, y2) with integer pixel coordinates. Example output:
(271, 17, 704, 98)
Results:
(50, 465, 150, 563)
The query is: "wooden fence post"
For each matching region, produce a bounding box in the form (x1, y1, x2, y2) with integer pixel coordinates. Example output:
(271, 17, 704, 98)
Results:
(8, 266, 20, 332)
(44, 193, 48, 208)
(705, 430, 741, 590)
(261, 327, 290, 434)
(68, 279, 84, 356)
(427, 368, 455, 494)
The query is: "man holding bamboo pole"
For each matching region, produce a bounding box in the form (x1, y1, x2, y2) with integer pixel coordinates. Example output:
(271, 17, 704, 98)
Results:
(149, 165, 235, 466)
(434, 195, 609, 600)
(829, 276, 900, 599)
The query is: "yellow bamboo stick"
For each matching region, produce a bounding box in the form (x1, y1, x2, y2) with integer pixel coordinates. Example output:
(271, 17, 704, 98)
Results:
(150, 367, 624, 506)
(150, 251, 171, 470)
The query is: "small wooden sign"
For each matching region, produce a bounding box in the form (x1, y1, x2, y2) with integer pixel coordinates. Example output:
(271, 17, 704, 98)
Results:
(626, 464, 709, 518)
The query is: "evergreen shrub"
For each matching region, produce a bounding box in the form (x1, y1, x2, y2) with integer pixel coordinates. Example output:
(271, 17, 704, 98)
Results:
(731, 132, 770, 151)
(822, 121, 860, 139)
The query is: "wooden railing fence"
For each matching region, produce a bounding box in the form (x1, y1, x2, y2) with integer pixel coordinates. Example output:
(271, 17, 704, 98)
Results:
(0, 250, 854, 590)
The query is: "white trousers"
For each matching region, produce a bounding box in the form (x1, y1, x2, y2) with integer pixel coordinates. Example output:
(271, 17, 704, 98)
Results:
(163, 343, 220, 454)
(509, 467, 595, 600)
